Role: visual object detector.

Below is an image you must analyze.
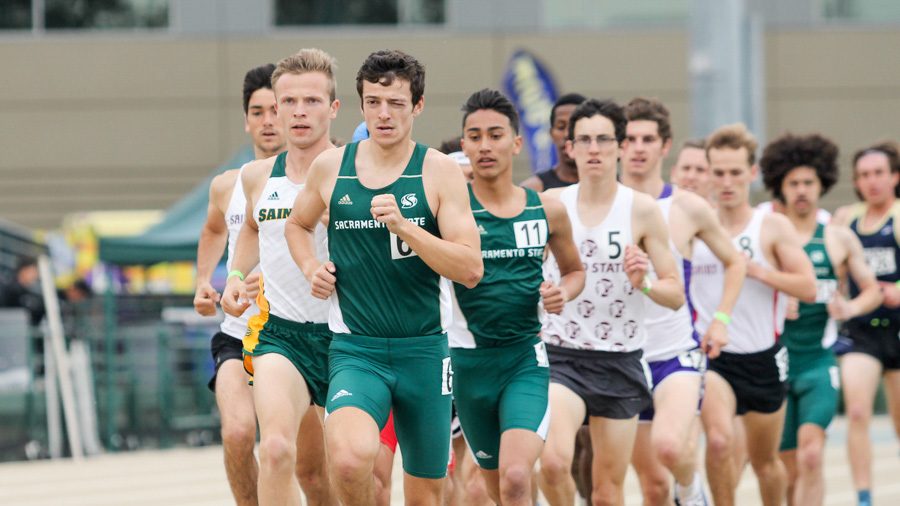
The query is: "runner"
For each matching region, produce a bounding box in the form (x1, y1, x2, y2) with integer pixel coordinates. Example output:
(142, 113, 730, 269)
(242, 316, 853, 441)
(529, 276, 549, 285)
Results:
(192, 63, 284, 506)
(760, 132, 882, 506)
(286, 49, 482, 506)
(221, 48, 340, 506)
(451, 88, 584, 505)
(538, 98, 685, 506)
(692, 123, 816, 506)
(621, 97, 745, 506)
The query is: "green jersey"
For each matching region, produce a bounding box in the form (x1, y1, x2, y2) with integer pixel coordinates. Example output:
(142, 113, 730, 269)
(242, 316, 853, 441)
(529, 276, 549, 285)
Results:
(782, 223, 838, 369)
(449, 186, 548, 348)
(327, 141, 449, 338)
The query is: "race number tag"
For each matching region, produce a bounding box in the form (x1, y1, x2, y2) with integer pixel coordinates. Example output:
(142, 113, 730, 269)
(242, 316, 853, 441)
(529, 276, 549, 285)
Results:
(390, 232, 418, 260)
(513, 219, 548, 249)
(829, 366, 840, 390)
(534, 342, 549, 368)
(441, 357, 453, 395)
(774, 346, 789, 383)
(677, 349, 707, 372)
(815, 279, 838, 304)
(863, 247, 896, 276)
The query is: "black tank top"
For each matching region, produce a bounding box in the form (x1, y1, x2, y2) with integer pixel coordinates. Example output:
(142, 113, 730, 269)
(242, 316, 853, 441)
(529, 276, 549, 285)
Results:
(537, 169, 575, 190)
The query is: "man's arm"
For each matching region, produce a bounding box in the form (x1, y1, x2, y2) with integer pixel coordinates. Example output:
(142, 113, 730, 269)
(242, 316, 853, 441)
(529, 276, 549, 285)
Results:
(285, 151, 336, 300)
(753, 213, 817, 303)
(633, 194, 684, 310)
(829, 226, 883, 319)
(539, 194, 585, 313)
(689, 195, 746, 358)
(193, 170, 236, 316)
(221, 163, 265, 316)
(373, 153, 483, 288)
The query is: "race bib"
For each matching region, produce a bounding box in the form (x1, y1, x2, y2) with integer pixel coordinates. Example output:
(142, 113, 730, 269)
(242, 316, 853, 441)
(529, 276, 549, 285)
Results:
(534, 342, 549, 368)
(390, 232, 418, 260)
(863, 247, 896, 276)
(513, 219, 548, 249)
(441, 357, 453, 395)
(815, 279, 838, 304)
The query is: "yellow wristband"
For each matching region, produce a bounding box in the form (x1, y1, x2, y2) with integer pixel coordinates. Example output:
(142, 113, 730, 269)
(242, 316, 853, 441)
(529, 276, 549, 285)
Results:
(227, 270, 245, 282)
(713, 311, 731, 326)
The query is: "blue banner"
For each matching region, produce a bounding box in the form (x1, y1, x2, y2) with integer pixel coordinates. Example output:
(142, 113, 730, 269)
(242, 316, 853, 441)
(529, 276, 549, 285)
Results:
(501, 49, 559, 174)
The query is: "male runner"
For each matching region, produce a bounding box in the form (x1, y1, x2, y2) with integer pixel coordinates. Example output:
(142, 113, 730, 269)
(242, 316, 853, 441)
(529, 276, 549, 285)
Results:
(285, 49, 482, 506)
(692, 123, 816, 506)
(537, 98, 685, 506)
(221, 48, 339, 506)
(832, 142, 900, 506)
(759, 132, 882, 506)
(669, 139, 711, 201)
(193, 63, 284, 506)
(620, 97, 746, 506)
(521, 93, 586, 191)
(450, 88, 585, 505)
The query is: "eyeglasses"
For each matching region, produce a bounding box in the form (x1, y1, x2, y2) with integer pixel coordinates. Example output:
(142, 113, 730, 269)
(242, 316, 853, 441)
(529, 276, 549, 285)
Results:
(572, 135, 618, 148)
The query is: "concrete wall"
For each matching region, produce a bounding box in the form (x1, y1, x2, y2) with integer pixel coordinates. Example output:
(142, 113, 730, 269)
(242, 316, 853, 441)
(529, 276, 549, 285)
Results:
(1, 27, 898, 229)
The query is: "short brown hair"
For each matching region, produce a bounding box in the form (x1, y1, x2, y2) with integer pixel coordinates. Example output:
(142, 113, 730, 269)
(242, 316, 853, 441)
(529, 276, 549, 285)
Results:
(356, 50, 425, 107)
(625, 97, 672, 141)
(852, 141, 900, 199)
(271, 48, 337, 102)
(682, 138, 706, 150)
(706, 123, 758, 165)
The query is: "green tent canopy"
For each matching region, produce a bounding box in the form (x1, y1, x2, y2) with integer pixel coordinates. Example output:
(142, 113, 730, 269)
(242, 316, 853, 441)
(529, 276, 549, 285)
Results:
(98, 147, 254, 266)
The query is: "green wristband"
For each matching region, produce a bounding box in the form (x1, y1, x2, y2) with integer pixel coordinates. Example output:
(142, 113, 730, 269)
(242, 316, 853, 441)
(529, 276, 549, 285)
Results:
(713, 311, 732, 326)
(227, 270, 245, 282)
(641, 277, 652, 294)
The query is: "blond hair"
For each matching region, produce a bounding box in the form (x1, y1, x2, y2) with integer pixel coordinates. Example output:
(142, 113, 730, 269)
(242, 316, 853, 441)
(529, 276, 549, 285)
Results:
(707, 123, 758, 165)
(271, 48, 337, 101)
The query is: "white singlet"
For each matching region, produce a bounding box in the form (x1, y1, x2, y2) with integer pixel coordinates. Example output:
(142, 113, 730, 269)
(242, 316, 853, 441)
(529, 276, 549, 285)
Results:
(542, 183, 647, 352)
(253, 162, 329, 323)
(643, 193, 699, 362)
(691, 209, 782, 354)
(220, 167, 260, 338)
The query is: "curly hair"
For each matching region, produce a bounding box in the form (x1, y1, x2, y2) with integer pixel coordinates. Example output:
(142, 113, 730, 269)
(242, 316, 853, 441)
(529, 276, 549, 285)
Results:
(760, 133, 839, 202)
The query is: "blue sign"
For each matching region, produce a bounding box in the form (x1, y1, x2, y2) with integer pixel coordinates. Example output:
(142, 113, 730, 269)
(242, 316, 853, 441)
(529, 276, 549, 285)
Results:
(502, 49, 559, 174)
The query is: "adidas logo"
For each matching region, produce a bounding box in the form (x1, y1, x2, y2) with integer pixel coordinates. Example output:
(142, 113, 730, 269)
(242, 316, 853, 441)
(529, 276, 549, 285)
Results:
(267, 191, 279, 201)
(337, 194, 353, 205)
(477, 224, 488, 235)
(330, 389, 352, 401)
(475, 450, 493, 459)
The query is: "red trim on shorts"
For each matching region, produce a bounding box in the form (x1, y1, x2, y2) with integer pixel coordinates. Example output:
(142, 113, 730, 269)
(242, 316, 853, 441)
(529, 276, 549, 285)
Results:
(379, 411, 398, 453)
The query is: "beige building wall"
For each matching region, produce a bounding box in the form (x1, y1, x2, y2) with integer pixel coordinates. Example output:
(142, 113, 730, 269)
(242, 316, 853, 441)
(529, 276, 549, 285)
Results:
(1, 27, 898, 229)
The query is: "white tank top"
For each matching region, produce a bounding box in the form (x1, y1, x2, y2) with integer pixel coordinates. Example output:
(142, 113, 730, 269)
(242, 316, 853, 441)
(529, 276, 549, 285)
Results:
(220, 167, 260, 338)
(643, 194, 699, 362)
(253, 166, 329, 323)
(542, 183, 647, 352)
(690, 209, 781, 354)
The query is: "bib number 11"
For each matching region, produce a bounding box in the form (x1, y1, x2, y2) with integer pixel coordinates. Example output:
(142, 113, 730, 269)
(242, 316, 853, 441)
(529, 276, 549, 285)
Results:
(514, 219, 548, 249)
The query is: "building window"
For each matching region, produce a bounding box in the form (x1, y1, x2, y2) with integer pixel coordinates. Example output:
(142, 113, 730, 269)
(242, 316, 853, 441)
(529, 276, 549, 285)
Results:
(42, 0, 168, 29)
(274, 0, 444, 26)
(0, 0, 32, 29)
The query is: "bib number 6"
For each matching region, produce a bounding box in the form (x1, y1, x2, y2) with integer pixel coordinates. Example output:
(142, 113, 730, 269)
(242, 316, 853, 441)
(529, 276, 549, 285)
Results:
(390, 232, 418, 260)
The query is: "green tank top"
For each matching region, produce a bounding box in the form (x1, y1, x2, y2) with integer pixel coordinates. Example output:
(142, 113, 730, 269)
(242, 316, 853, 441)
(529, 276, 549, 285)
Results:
(451, 186, 548, 348)
(782, 222, 837, 368)
(327, 141, 448, 338)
